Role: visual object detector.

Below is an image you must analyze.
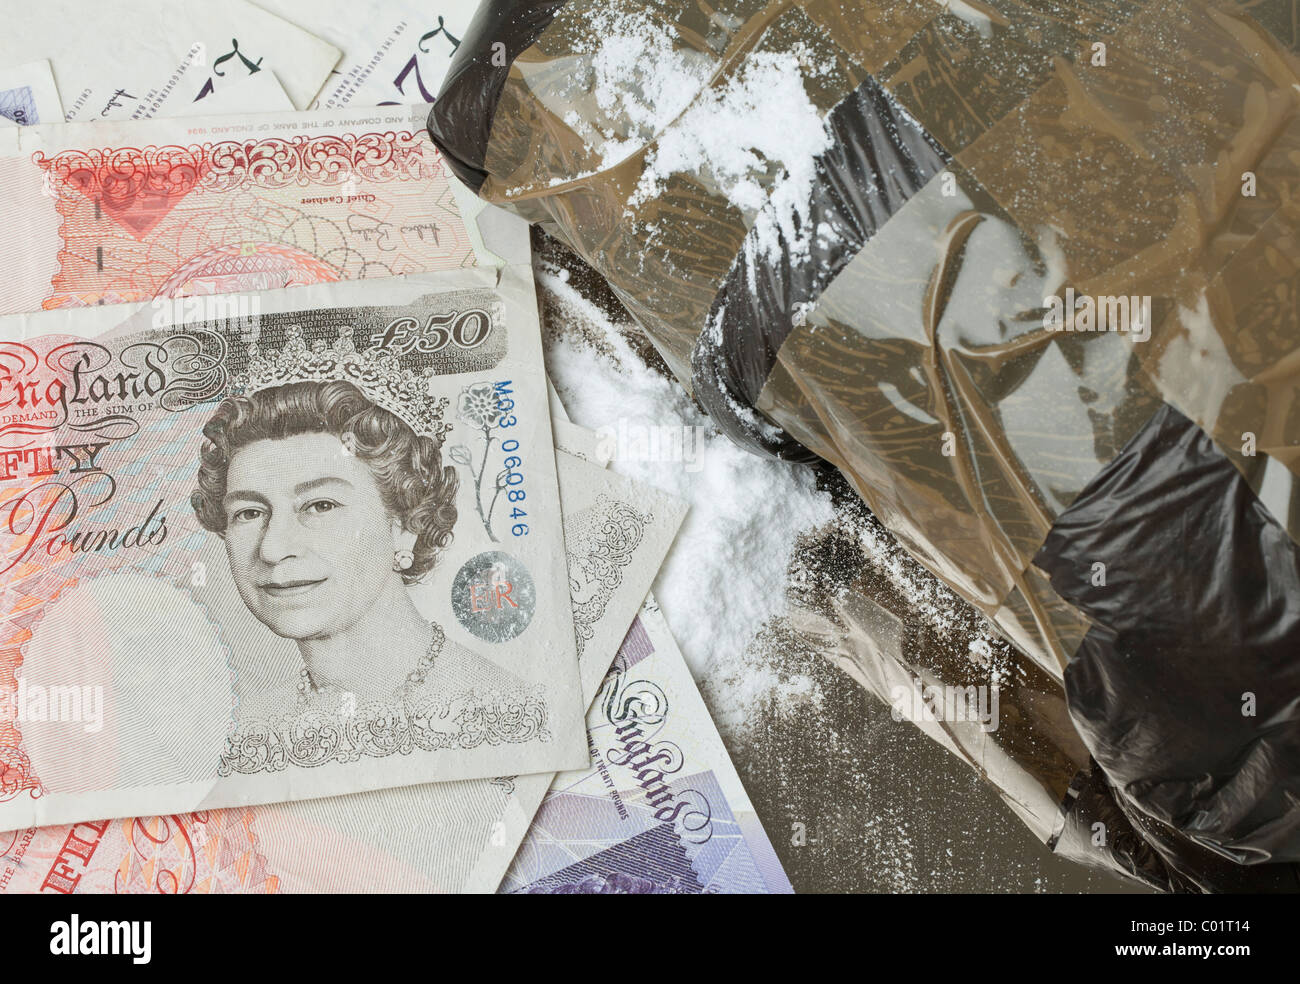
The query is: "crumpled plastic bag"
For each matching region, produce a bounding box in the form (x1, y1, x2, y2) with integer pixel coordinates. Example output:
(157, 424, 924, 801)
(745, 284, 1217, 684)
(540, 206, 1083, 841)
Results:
(430, 0, 1300, 890)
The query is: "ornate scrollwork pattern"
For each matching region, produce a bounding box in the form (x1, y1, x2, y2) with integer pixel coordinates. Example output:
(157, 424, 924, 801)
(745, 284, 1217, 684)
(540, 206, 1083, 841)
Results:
(565, 497, 651, 661)
(34, 130, 439, 203)
(0, 745, 39, 802)
(216, 687, 550, 775)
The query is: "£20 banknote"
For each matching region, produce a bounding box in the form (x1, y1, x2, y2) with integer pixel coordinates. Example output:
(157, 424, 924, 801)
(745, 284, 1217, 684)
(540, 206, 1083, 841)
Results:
(0, 61, 64, 129)
(501, 595, 794, 894)
(0, 0, 341, 120)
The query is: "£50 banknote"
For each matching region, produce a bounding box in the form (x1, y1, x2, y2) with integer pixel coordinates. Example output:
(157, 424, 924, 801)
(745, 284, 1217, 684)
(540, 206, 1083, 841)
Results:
(0, 452, 688, 893)
(0, 104, 505, 317)
(0, 226, 591, 834)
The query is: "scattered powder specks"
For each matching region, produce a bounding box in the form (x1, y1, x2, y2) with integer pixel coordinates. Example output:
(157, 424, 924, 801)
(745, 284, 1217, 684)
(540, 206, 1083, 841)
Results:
(703, 621, 829, 740)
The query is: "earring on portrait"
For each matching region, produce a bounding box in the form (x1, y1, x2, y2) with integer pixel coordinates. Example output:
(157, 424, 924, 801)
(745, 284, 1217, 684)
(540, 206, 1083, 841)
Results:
(393, 549, 415, 571)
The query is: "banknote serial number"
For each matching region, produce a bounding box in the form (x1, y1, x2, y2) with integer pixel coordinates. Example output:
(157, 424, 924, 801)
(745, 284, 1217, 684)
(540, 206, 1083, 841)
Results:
(370, 309, 492, 355)
(496, 380, 528, 537)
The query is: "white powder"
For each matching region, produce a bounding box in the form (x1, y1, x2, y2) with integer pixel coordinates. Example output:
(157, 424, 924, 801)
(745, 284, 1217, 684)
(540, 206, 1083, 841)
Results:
(628, 47, 833, 268)
(565, 5, 713, 171)
(539, 265, 836, 679)
(842, 514, 1016, 685)
(540, 258, 1013, 691)
(705, 637, 827, 740)
(563, 15, 837, 281)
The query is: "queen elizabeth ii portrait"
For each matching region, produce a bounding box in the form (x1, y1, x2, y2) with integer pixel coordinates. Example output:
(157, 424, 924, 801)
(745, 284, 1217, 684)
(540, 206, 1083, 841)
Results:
(190, 376, 542, 763)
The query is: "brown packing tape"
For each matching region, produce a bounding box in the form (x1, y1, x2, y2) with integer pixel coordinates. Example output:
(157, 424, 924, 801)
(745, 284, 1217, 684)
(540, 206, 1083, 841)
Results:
(950, 2, 1300, 309)
(471, 0, 1298, 472)
(947, 0, 1300, 491)
(756, 159, 1162, 672)
(798, 0, 939, 77)
(1147, 208, 1300, 494)
(751, 0, 1298, 666)
(875, 0, 1150, 159)
(1229, 0, 1300, 52)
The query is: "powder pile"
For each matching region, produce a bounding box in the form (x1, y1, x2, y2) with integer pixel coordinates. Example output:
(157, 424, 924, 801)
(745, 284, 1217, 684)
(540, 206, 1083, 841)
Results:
(534, 239, 1127, 893)
(539, 263, 836, 679)
(538, 254, 1014, 686)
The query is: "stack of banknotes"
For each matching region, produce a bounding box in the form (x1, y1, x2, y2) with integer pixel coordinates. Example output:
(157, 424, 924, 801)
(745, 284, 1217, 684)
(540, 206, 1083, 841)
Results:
(0, 0, 793, 893)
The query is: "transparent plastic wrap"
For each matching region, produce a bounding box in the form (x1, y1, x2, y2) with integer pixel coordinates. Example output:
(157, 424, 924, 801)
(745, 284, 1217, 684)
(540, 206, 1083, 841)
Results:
(430, 0, 1300, 889)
